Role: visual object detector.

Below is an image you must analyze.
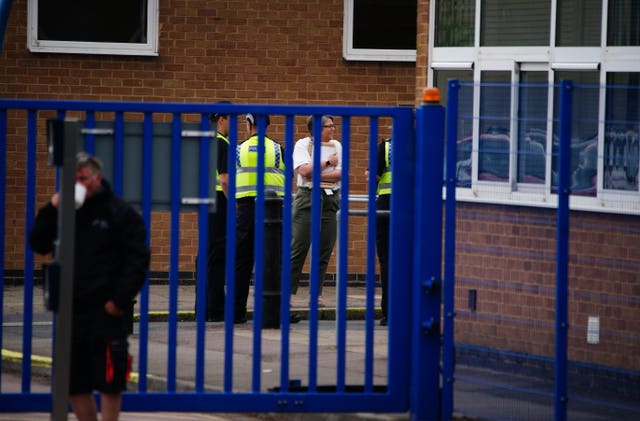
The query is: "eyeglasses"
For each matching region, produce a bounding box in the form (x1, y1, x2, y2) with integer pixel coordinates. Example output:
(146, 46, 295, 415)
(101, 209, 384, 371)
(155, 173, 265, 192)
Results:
(322, 124, 336, 129)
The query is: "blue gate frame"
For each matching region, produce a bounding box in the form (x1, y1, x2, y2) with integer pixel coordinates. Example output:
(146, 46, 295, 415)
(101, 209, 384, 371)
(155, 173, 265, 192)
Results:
(0, 99, 446, 420)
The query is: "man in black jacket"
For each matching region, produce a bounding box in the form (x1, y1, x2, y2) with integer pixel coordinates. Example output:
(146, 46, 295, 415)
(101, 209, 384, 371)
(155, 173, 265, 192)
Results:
(29, 151, 150, 421)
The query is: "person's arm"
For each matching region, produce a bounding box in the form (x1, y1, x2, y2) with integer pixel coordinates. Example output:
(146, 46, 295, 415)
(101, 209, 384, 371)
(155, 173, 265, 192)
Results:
(217, 138, 229, 197)
(320, 140, 341, 183)
(28, 201, 59, 255)
(109, 204, 150, 314)
(219, 173, 229, 197)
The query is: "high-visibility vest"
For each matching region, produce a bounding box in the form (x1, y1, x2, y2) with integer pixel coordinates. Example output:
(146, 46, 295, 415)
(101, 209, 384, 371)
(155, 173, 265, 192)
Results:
(377, 140, 392, 195)
(236, 135, 285, 199)
(215, 133, 229, 192)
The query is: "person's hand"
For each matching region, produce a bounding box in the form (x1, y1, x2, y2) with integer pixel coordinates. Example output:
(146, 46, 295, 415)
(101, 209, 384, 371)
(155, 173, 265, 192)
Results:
(104, 300, 124, 317)
(365, 169, 369, 182)
(50, 193, 60, 208)
(327, 153, 338, 167)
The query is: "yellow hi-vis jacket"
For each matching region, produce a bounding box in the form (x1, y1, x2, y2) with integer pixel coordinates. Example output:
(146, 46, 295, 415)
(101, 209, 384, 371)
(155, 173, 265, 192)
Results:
(215, 133, 229, 192)
(377, 140, 392, 195)
(236, 134, 285, 199)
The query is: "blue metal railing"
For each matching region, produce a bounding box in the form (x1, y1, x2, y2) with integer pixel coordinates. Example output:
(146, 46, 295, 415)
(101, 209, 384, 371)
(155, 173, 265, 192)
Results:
(0, 99, 430, 417)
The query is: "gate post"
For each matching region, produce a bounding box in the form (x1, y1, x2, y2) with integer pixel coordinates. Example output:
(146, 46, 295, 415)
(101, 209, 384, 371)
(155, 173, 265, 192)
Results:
(411, 88, 445, 421)
(263, 189, 282, 328)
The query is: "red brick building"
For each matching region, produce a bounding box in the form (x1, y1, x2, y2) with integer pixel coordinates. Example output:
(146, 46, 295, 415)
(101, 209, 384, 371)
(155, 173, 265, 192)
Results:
(1, 0, 638, 382)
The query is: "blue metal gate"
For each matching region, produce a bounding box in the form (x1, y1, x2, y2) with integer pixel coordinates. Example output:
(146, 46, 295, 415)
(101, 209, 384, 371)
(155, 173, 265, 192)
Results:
(0, 99, 445, 419)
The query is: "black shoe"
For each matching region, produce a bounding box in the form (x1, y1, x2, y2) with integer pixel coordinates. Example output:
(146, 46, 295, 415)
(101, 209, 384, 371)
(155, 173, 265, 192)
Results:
(379, 316, 388, 326)
(289, 313, 302, 324)
(234, 315, 247, 324)
(207, 313, 224, 322)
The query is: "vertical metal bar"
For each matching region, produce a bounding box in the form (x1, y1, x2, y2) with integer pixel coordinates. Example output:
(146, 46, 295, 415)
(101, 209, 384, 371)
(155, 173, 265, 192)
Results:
(280, 115, 295, 390)
(411, 92, 445, 421)
(224, 114, 238, 392)
(113, 111, 124, 196)
(308, 115, 323, 392)
(0, 109, 5, 391)
(22, 110, 37, 393)
(554, 79, 572, 421)
(84, 111, 96, 154)
(195, 113, 210, 392)
(52, 119, 78, 421)
(167, 113, 181, 392)
(335, 116, 351, 392)
(442, 79, 460, 420)
(252, 115, 266, 392)
(388, 109, 414, 397)
(365, 117, 379, 392)
(137, 112, 153, 392)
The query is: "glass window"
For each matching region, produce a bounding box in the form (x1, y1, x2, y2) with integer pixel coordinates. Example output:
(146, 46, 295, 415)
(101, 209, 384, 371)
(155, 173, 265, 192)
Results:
(556, 0, 602, 46)
(479, 72, 511, 182)
(28, 0, 159, 56)
(481, 0, 551, 46)
(343, 0, 417, 62)
(608, 0, 640, 46)
(552, 72, 599, 195)
(434, 70, 475, 186)
(435, 0, 475, 47)
(604, 72, 640, 191)
(517, 72, 548, 184)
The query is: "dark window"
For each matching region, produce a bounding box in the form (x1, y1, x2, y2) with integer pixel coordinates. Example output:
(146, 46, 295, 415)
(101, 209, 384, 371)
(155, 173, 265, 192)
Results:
(38, 0, 148, 43)
(436, 0, 475, 47)
(481, 0, 551, 46)
(556, 0, 601, 46)
(352, 0, 416, 50)
(608, 0, 640, 46)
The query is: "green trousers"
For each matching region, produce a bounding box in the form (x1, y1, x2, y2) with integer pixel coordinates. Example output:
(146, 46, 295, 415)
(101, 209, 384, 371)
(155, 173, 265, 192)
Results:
(290, 187, 340, 295)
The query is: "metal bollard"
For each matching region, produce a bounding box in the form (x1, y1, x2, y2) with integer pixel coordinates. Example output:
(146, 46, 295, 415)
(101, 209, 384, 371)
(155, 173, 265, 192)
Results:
(263, 190, 282, 329)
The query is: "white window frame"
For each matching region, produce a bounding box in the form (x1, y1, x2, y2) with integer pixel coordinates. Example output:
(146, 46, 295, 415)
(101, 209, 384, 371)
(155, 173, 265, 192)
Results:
(428, 0, 640, 215)
(27, 0, 159, 56)
(342, 0, 416, 62)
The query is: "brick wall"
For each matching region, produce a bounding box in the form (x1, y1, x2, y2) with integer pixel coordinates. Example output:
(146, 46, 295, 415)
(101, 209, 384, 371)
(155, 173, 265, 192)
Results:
(2, 0, 638, 374)
(453, 202, 640, 370)
(1, 0, 416, 276)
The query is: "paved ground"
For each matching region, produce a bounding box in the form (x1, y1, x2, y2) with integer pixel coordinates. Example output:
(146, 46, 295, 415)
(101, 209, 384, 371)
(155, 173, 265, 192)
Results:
(1, 282, 415, 420)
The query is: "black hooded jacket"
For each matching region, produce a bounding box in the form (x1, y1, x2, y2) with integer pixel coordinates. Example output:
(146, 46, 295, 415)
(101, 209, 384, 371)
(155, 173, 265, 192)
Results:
(29, 180, 150, 314)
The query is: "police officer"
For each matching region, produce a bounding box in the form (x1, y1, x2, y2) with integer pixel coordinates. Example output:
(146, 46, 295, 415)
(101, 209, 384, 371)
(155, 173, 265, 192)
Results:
(376, 138, 392, 326)
(205, 102, 231, 322)
(233, 113, 286, 324)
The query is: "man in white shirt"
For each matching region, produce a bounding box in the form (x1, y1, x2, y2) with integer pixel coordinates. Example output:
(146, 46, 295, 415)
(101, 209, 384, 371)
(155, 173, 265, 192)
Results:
(290, 115, 342, 307)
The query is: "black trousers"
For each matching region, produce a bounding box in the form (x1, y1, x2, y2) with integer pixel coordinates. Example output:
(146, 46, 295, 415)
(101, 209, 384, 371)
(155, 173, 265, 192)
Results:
(206, 191, 227, 319)
(234, 200, 255, 319)
(376, 194, 390, 318)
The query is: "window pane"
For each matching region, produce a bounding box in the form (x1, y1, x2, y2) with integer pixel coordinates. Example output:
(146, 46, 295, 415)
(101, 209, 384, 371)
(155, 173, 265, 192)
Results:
(479, 72, 511, 182)
(434, 70, 474, 186)
(38, 0, 148, 43)
(353, 0, 416, 50)
(556, 0, 602, 46)
(517, 72, 548, 184)
(604, 72, 640, 191)
(552, 72, 599, 195)
(608, 0, 640, 46)
(481, 0, 550, 46)
(435, 0, 475, 47)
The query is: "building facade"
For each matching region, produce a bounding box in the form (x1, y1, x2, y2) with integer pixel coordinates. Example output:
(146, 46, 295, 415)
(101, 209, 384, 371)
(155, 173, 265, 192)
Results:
(1, 0, 638, 377)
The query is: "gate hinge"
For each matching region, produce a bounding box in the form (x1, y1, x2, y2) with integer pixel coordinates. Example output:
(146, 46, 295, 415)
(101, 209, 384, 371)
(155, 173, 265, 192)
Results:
(422, 317, 439, 335)
(422, 276, 440, 294)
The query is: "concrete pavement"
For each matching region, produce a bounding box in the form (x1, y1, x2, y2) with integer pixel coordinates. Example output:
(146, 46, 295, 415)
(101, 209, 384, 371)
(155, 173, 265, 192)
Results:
(1, 282, 416, 421)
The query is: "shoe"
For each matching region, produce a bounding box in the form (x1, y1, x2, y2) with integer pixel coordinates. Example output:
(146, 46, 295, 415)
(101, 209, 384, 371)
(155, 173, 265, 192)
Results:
(207, 313, 224, 322)
(289, 313, 302, 324)
(234, 315, 247, 324)
(379, 316, 388, 326)
(317, 296, 326, 308)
